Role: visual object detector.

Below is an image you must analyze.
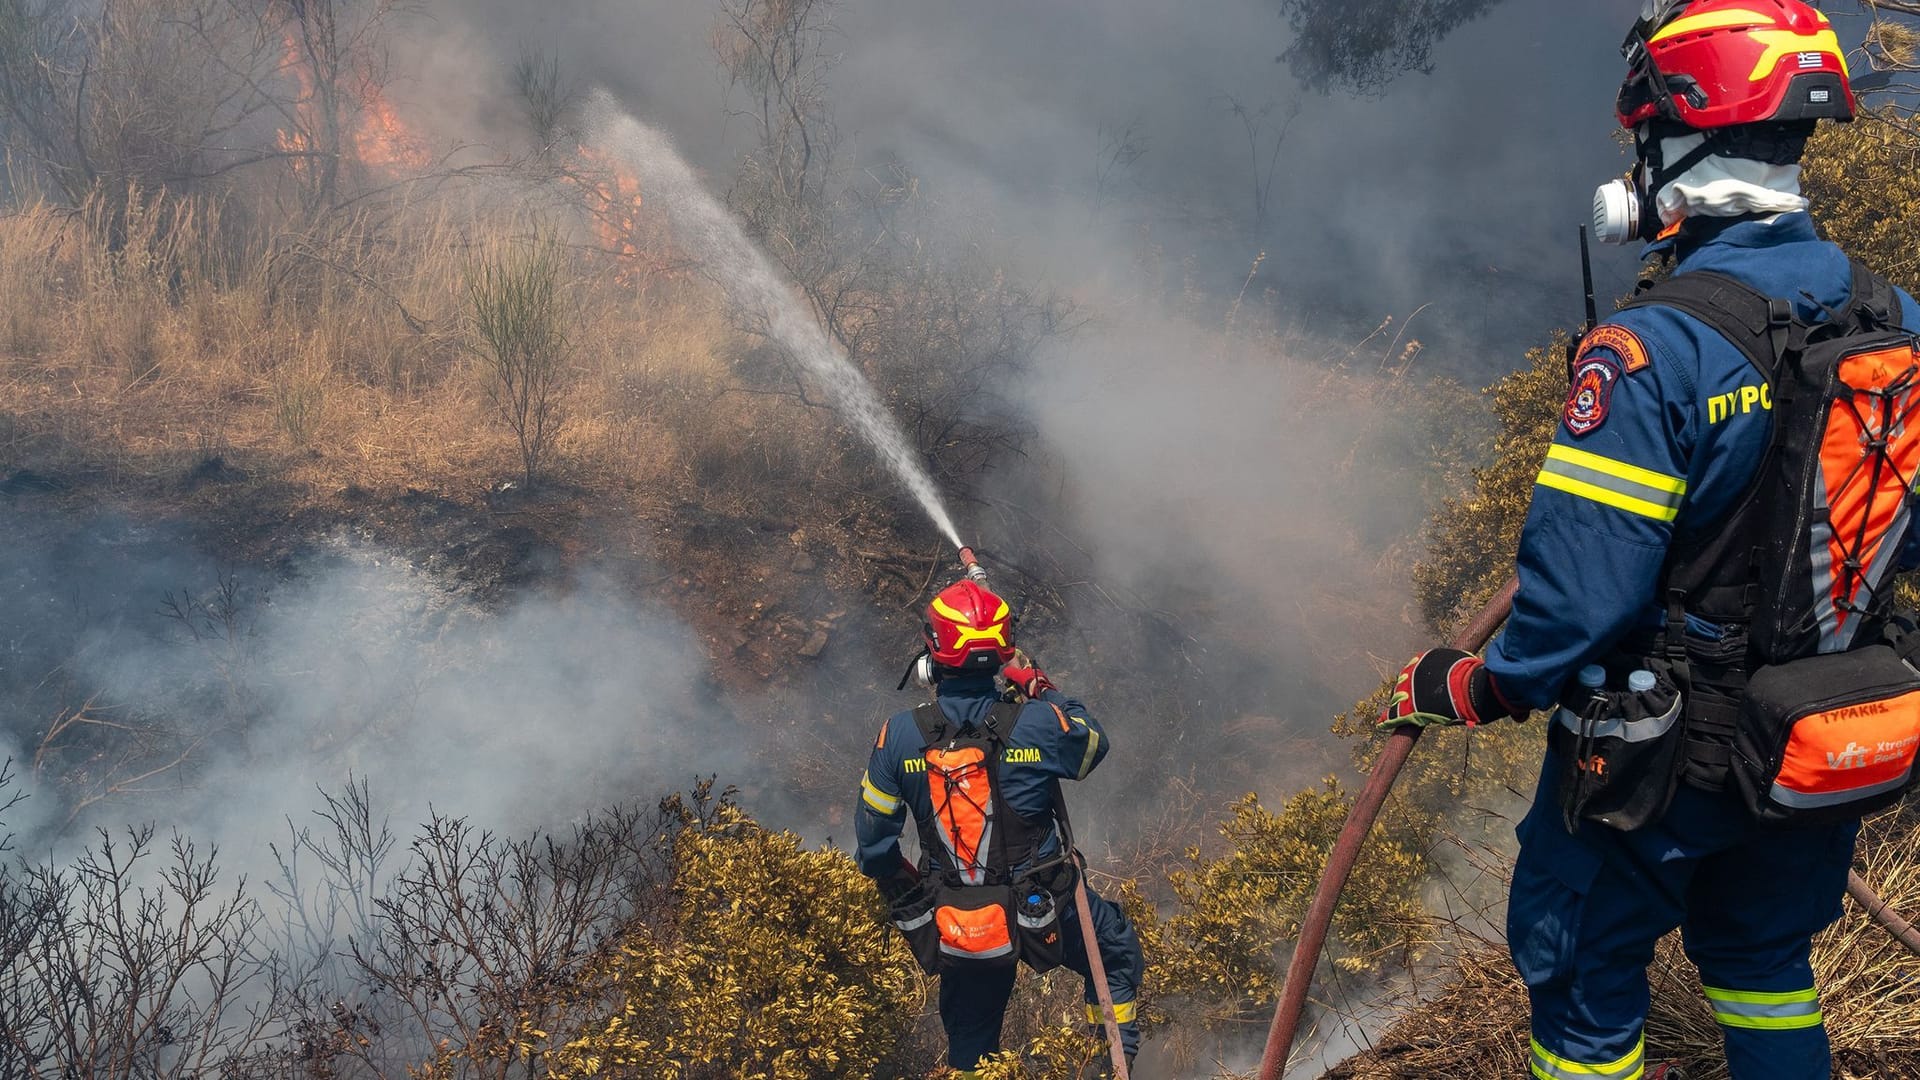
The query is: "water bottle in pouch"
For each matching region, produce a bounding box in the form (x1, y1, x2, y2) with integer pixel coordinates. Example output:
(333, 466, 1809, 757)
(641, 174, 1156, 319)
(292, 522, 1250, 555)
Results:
(1552, 662, 1687, 832)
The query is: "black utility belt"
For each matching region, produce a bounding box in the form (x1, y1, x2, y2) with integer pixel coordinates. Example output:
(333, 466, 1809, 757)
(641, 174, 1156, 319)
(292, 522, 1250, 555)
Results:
(1550, 644, 1920, 832)
(888, 864, 1073, 976)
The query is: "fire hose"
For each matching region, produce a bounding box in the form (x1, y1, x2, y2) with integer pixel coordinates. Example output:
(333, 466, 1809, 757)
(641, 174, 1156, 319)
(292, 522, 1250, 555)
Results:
(1254, 576, 1920, 1080)
(1053, 781, 1132, 1080)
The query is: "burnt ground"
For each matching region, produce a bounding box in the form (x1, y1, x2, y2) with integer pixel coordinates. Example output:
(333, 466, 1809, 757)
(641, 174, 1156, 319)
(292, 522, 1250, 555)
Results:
(0, 455, 984, 833)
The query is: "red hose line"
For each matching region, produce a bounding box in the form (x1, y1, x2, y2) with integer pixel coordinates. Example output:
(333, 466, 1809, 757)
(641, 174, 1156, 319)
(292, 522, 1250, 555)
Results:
(1849, 869, 1920, 956)
(1074, 867, 1132, 1080)
(1254, 576, 1518, 1080)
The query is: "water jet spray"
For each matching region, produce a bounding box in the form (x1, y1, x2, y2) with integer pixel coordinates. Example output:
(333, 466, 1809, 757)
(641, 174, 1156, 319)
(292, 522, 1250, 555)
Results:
(584, 94, 967, 553)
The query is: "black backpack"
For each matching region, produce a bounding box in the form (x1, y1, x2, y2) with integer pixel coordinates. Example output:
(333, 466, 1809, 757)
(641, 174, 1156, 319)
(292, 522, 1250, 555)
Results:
(884, 701, 1070, 972)
(1623, 262, 1920, 825)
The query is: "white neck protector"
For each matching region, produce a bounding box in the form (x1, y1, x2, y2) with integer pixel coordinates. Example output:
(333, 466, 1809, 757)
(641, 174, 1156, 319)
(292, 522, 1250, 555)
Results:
(1653, 131, 1809, 227)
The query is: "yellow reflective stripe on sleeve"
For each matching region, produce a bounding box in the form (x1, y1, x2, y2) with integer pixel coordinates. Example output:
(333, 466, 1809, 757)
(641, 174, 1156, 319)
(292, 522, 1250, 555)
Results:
(1076, 725, 1101, 780)
(1537, 444, 1687, 522)
(1085, 1000, 1139, 1025)
(1703, 985, 1824, 1030)
(1529, 1036, 1644, 1080)
(860, 770, 903, 816)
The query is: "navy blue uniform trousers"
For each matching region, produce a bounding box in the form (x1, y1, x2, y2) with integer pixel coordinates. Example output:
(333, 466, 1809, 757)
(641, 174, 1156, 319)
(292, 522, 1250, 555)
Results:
(1511, 751, 1859, 1080)
(940, 884, 1143, 1071)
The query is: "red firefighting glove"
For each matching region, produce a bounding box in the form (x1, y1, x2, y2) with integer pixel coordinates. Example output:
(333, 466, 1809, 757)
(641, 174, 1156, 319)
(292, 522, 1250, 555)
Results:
(1001, 649, 1055, 699)
(1377, 648, 1524, 730)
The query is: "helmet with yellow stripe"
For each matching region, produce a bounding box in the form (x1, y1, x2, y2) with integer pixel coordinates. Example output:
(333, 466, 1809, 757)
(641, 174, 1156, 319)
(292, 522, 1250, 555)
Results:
(1617, 0, 1855, 131)
(924, 580, 1016, 672)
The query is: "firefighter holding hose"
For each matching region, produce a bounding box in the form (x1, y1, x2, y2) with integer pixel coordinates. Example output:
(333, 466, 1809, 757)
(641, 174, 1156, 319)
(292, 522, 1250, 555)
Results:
(855, 574, 1142, 1077)
(1379, 3, 1920, 1078)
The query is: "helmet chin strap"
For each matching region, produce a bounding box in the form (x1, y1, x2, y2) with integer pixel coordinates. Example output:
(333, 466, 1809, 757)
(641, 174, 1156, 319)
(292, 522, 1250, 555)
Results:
(1595, 126, 1738, 245)
(898, 648, 932, 692)
(1639, 126, 1729, 233)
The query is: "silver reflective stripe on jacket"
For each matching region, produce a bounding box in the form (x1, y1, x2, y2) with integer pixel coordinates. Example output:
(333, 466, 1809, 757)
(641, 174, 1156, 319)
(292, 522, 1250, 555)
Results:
(1552, 696, 1682, 744)
(939, 938, 1014, 960)
(1770, 771, 1912, 809)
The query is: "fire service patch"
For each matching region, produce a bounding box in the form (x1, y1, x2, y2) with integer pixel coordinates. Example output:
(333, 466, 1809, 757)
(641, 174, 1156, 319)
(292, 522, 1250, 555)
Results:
(1577, 325, 1651, 374)
(1565, 353, 1622, 437)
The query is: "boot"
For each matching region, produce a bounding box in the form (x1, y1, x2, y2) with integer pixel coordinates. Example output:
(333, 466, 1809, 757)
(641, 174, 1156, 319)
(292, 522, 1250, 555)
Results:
(1646, 1065, 1687, 1080)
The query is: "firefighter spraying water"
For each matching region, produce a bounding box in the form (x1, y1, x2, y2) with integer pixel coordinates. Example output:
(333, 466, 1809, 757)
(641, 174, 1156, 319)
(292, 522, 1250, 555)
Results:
(856, 550, 1140, 1079)
(583, 96, 1145, 1071)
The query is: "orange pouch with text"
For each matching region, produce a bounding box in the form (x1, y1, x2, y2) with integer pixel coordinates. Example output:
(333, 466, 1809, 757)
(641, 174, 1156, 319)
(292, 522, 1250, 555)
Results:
(933, 891, 1017, 966)
(1734, 644, 1920, 826)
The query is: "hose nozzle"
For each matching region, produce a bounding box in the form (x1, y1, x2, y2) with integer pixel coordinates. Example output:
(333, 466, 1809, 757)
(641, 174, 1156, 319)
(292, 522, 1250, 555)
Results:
(957, 546, 988, 584)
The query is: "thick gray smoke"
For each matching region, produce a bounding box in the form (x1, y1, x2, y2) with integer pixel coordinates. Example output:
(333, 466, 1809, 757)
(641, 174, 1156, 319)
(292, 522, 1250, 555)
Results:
(0, 516, 724, 862)
(0, 0, 1683, 856)
(394, 0, 1654, 744)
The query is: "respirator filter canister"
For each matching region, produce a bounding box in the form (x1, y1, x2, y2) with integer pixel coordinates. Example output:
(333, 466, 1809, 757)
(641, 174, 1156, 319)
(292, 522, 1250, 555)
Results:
(1592, 178, 1644, 246)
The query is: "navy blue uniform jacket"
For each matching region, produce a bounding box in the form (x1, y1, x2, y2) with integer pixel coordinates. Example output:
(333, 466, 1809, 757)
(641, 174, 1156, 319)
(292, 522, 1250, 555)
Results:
(855, 674, 1108, 880)
(1486, 213, 1920, 710)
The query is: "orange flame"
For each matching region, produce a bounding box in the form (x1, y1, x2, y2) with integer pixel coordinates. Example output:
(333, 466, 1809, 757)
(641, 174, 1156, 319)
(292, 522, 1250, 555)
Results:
(275, 27, 429, 178)
(277, 30, 316, 177)
(353, 95, 431, 173)
(570, 144, 654, 285)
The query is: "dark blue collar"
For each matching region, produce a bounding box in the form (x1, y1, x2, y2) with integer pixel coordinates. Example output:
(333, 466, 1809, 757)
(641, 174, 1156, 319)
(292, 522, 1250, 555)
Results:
(936, 673, 1000, 699)
(1667, 211, 1818, 265)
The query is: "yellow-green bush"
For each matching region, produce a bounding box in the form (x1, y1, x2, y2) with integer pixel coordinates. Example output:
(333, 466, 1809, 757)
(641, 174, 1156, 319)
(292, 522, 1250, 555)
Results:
(547, 804, 922, 1080)
(1804, 109, 1920, 290)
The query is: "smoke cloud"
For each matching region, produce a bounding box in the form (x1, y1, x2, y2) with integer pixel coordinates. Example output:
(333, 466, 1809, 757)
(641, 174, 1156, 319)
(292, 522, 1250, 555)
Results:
(383, 0, 1655, 749)
(0, 0, 1693, 846)
(411, 0, 1649, 364)
(0, 515, 726, 863)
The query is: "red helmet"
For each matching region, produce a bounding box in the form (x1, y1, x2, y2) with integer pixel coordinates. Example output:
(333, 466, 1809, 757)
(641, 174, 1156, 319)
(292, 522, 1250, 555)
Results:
(1617, 0, 1855, 131)
(923, 580, 1015, 671)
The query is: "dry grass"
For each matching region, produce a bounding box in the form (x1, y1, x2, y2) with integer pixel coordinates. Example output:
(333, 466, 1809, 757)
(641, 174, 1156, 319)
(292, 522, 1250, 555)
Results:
(1813, 810, 1920, 1079)
(0, 180, 850, 519)
(1868, 16, 1920, 71)
(1320, 811, 1920, 1080)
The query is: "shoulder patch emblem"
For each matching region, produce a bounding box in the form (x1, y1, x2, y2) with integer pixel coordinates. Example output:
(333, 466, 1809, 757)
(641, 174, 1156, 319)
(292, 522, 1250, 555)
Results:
(1578, 324, 1651, 374)
(1565, 352, 1622, 437)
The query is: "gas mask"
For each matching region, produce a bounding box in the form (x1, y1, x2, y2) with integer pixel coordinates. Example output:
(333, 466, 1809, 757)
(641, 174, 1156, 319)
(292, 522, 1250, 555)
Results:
(1593, 120, 1814, 247)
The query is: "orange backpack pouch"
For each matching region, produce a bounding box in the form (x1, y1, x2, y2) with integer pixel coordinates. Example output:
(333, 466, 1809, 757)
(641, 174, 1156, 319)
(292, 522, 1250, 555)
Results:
(926, 746, 991, 873)
(1736, 645, 1920, 825)
(934, 900, 1014, 962)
